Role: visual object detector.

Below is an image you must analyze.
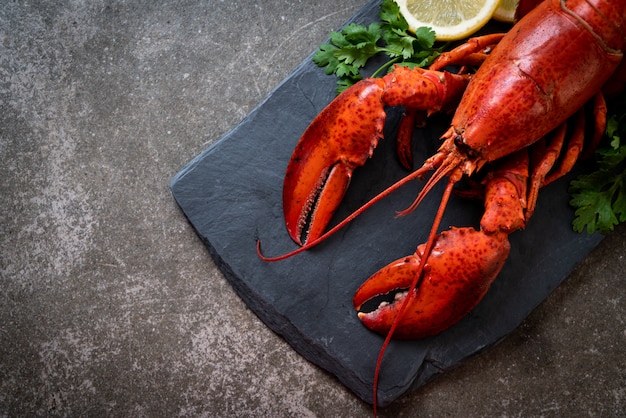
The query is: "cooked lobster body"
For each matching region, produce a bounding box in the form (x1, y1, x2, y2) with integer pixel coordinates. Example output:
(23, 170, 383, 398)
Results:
(258, 0, 626, 409)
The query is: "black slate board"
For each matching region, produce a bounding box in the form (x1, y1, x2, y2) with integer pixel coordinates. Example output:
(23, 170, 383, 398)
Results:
(170, 0, 604, 407)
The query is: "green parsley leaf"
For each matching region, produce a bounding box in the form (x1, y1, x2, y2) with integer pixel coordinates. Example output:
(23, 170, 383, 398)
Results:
(383, 28, 418, 59)
(570, 100, 626, 234)
(412, 27, 437, 49)
(379, 0, 409, 32)
(313, 0, 441, 93)
(312, 44, 340, 75)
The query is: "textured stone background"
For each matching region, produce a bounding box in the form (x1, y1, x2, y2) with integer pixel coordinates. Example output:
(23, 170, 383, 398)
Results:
(1, 0, 625, 416)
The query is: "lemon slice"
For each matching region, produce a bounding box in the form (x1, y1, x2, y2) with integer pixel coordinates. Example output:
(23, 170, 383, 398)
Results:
(394, 0, 501, 41)
(493, 0, 519, 23)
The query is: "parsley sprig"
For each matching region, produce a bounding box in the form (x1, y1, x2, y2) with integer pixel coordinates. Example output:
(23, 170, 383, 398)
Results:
(313, 0, 442, 92)
(570, 98, 626, 234)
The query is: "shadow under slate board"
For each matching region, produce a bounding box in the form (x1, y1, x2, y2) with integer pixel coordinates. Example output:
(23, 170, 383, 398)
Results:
(170, 0, 604, 407)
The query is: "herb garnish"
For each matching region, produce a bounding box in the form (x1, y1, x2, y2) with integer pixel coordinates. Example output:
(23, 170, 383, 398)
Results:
(570, 98, 626, 234)
(313, 0, 442, 92)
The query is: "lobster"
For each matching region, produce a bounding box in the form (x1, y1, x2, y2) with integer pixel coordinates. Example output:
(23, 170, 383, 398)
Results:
(258, 0, 625, 411)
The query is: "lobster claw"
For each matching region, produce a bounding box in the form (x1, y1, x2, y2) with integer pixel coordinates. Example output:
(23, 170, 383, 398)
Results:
(353, 227, 510, 339)
(283, 67, 472, 246)
(283, 78, 387, 245)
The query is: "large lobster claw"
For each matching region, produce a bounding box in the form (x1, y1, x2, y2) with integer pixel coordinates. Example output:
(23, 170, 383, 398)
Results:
(283, 78, 387, 245)
(353, 227, 510, 339)
(283, 67, 471, 245)
(353, 150, 531, 339)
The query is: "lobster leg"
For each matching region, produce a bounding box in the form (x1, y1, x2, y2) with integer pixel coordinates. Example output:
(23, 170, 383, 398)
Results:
(395, 108, 426, 170)
(542, 110, 585, 186)
(429, 33, 505, 71)
(529, 93, 606, 217)
(580, 92, 608, 160)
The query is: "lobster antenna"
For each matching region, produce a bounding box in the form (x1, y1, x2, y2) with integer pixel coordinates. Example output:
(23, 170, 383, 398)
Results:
(372, 169, 460, 416)
(396, 152, 459, 217)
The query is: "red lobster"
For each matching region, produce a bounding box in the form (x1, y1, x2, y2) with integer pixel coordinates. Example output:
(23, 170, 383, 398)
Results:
(258, 0, 625, 409)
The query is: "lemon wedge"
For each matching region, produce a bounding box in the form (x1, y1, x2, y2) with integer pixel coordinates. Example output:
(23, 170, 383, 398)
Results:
(394, 0, 501, 41)
(493, 0, 519, 23)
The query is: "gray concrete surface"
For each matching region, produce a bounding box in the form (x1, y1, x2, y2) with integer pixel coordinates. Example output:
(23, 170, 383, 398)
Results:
(1, 0, 625, 416)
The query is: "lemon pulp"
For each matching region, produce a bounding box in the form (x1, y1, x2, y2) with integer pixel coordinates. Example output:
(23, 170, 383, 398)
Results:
(395, 0, 502, 41)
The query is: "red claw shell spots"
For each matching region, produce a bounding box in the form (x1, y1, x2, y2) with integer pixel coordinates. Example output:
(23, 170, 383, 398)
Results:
(354, 227, 510, 339)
